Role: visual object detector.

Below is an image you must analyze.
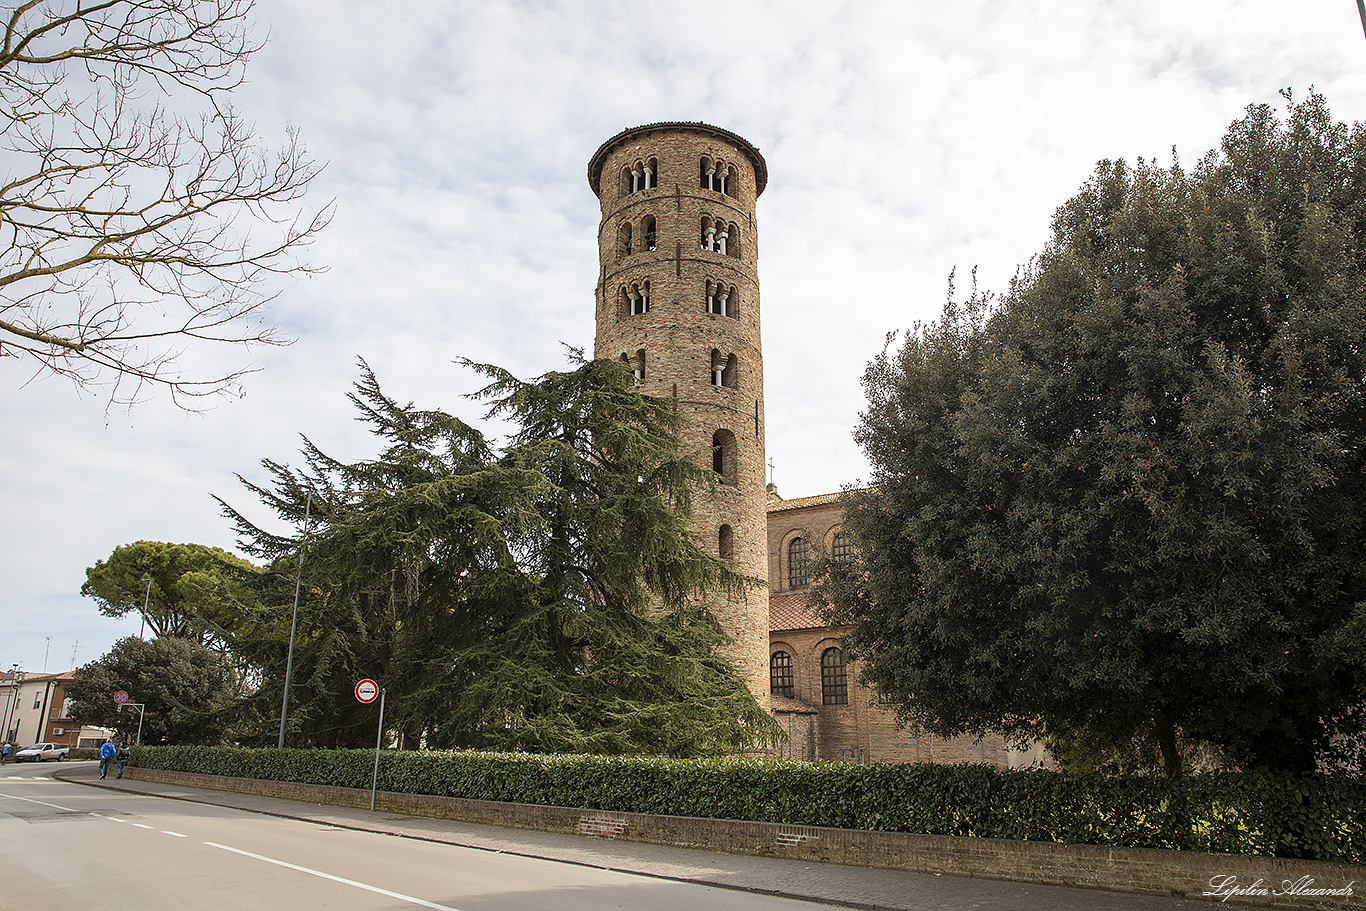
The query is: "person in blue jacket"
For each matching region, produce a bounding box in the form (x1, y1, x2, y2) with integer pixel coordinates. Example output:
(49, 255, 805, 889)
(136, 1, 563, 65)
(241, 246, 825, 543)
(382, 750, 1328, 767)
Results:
(98, 739, 116, 778)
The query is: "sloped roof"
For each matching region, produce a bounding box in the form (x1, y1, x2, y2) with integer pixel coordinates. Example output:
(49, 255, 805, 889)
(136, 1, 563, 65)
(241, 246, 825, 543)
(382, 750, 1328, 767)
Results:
(767, 491, 842, 513)
(770, 694, 818, 714)
(769, 590, 828, 632)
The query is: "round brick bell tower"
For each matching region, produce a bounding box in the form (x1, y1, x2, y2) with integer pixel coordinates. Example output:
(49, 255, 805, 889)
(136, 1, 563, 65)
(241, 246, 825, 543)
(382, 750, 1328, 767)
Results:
(588, 122, 770, 709)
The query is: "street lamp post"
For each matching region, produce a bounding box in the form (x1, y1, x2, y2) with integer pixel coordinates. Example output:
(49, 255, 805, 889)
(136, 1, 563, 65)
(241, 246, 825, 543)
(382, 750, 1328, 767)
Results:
(278, 490, 313, 749)
(2, 667, 24, 743)
(140, 575, 152, 640)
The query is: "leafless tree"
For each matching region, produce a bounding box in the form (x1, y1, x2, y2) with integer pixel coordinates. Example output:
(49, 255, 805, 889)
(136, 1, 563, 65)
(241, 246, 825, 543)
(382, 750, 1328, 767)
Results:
(0, 0, 330, 407)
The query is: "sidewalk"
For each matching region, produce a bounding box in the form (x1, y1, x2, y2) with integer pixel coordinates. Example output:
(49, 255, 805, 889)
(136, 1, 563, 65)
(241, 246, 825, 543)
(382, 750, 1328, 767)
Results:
(56, 763, 1206, 911)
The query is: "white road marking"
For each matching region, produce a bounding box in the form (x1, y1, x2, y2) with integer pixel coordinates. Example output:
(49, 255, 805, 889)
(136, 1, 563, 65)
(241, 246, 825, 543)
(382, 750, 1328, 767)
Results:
(108, 817, 127, 823)
(205, 842, 466, 911)
(133, 823, 154, 829)
(163, 830, 187, 837)
(0, 792, 78, 812)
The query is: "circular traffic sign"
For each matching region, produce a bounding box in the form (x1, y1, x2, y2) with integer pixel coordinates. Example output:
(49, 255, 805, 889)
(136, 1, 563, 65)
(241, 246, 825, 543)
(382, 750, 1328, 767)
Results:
(355, 679, 379, 704)
(113, 690, 129, 704)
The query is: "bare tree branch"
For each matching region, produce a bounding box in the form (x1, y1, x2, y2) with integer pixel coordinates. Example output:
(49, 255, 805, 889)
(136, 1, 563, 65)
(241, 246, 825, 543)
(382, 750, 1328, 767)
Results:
(0, 0, 331, 408)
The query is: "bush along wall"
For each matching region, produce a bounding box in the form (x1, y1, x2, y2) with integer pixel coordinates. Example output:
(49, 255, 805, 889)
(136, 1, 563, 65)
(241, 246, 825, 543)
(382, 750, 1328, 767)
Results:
(130, 746, 1364, 863)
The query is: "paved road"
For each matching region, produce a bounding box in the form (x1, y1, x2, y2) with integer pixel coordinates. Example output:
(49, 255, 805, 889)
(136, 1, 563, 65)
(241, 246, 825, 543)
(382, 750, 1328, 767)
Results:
(1, 761, 1210, 910)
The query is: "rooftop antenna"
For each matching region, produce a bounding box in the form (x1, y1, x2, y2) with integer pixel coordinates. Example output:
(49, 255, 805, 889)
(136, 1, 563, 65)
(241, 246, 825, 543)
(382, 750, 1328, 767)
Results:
(1359, 0, 1366, 41)
(70, 640, 79, 669)
(43, 637, 50, 672)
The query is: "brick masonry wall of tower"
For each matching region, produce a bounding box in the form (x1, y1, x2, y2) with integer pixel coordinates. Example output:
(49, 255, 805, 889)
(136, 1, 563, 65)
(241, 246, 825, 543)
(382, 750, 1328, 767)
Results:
(589, 124, 770, 709)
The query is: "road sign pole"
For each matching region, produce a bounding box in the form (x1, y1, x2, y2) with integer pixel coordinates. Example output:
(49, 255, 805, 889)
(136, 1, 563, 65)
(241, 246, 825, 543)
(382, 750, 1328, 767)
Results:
(370, 687, 385, 812)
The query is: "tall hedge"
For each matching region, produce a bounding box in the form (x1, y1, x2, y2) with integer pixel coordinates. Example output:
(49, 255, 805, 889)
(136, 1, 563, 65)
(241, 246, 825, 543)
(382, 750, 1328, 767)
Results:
(132, 746, 1364, 862)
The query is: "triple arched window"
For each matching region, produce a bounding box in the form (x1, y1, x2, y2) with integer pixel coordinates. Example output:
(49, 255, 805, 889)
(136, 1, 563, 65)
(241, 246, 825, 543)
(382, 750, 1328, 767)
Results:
(625, 157, 658, 194)
(699, 157, 737, 196)
(705, 281, 737, 317)
(699, 217, 739, 257)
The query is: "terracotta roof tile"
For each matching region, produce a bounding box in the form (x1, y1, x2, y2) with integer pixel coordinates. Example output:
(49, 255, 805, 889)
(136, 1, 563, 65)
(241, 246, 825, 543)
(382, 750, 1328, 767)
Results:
(767, 490, 842, 512)
(769, 590, 827, 631)
(770, 694, 818, 714)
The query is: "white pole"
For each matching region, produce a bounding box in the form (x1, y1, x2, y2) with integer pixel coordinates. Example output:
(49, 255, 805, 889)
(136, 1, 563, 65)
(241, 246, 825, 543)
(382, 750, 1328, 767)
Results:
(370, 688, 386, 812)
(279, 490, 313, 749)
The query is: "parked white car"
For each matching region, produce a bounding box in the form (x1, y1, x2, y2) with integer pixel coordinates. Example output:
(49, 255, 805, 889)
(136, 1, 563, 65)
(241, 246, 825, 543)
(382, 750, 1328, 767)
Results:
(13, 742, 68, 762)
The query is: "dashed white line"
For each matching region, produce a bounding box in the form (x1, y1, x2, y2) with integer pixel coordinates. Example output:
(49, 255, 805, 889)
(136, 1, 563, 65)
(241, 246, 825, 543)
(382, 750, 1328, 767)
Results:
(204, 842, 465, 911)
(133, 823, 154, 829)
(163, 830, 186, 837)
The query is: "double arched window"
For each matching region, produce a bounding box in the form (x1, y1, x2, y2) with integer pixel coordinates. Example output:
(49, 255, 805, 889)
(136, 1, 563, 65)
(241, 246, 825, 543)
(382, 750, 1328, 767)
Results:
(625, 157, 658, 194)
(710, 348, 737, 388)
(620, 349, 646, 384)
(770, 651, 794, 697)
(620, 280, 650, 317)
(821, 648, 847, 705)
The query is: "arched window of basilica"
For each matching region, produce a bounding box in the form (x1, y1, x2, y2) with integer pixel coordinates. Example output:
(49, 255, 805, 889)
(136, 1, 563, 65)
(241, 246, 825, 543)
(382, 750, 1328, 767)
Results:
(788, 537, 809, 588)
(616, 222, 632, 258)
(718, 524, 733, 559)
(642, 214, 657, 251)
(821, 647, 848, 705)
(832, 531, 856, 564)
(712, 429, 737, 485)
(705, 281, 735, 317)
(770, 651, 794, 697)
(627, 157, 658, 194)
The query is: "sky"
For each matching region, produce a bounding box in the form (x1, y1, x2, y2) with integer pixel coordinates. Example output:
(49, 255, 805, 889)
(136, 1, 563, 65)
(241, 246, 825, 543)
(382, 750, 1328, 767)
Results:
(3, 0, 1366, 676)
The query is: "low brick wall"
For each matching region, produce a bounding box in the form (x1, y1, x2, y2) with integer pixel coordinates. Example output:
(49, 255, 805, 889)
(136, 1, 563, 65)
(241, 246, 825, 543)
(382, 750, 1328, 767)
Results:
(127, 768, 1362, 910)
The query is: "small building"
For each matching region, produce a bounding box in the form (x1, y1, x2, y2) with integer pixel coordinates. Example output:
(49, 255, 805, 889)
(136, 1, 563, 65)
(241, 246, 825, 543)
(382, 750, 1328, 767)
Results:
(0, 670, 108, 749)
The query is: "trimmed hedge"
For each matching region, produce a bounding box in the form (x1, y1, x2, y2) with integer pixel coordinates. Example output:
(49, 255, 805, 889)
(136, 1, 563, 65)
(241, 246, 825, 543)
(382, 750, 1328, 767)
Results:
(131, 745, 1365, 863)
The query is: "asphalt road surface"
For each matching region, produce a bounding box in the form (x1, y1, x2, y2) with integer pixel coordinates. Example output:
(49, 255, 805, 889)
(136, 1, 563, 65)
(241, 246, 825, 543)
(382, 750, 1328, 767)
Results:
(1, 761, 1216, 910)
(0, 761, 834, 910)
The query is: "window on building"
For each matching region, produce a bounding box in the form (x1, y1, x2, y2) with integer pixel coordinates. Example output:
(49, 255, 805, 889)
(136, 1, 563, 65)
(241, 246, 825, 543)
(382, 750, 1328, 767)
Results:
(724, 222, 738, 257)
(628, 157, 658, 194)
(718, 524, 733, 559)
(723, 353, 737, 388)
(822, 647, 848, 705)
(711, 429, 737, 484)
(626, 281, 650, 316)
(770, 651, 794, 697)
(617, 221, 632, 257)
(720, 164, 737, 197)
(642, 214, 656, 251)
(34, 691, 42, 709)
(788, 537, 809, 588)
(700, 156, 714, 191)
(832, 531, 855, 564)
(711, 348, 724, 387)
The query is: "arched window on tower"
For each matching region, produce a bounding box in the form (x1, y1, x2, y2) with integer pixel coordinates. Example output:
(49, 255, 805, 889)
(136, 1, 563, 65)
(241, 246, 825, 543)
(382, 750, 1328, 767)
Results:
(711, 349, 737, 388)
(711, 429, 737, 485)
(718, 524, 733, 560)
(628, 157, 657, 194)
(721, 164, 737, 197)
(788, 537, 809, 588)
(724, 222, 739, 257)
(770, 651, 794, 698)
(617, 221, 632, 258)
(700, 217, 716, 252)
(642, 214, 656, 251)
(706, 282, 737, 318)
(821, 647, 848, 705)
(700, 156, 714, 191)
(627, 280, 650, 315)
(620, 349, 645, 384)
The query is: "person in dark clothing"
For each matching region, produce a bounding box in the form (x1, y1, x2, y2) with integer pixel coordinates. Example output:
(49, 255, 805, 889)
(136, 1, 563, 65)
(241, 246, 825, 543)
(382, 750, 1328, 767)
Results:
(115, 742, 130, 779)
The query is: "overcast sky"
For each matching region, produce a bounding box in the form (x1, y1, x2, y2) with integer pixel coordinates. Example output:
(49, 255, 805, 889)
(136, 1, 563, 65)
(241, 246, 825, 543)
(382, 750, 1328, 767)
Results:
(4, 0, 1365, 677)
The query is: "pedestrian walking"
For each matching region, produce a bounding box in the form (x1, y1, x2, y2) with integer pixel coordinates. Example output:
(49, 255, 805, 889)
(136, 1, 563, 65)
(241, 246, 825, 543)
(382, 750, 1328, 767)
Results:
(115, 742, 130, 779)
(98, 739, 116, 778)
(1, 742, 10, 764)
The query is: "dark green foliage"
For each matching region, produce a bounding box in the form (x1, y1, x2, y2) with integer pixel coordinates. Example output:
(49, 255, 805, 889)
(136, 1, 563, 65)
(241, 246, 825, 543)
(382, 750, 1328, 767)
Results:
(220, 354, 776, 753)
(81, 541, 262, 646)
(134, 745, 1366, 862)
(822, 91, 1366, 775)
(66, 637, 240, 744)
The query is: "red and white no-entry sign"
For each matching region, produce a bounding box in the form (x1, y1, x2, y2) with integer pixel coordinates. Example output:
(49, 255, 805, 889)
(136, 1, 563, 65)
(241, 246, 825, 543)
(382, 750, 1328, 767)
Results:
(354, 679, 379, 703)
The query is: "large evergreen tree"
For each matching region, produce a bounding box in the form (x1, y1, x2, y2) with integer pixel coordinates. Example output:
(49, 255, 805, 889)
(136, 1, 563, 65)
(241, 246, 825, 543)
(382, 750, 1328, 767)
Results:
(823, 91, 1366, 775)
(222, 355, 776, 753)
